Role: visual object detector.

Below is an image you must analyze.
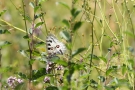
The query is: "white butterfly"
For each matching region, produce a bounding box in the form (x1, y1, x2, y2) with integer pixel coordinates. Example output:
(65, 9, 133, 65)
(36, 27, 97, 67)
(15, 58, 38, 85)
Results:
(46, 34, 66, 58)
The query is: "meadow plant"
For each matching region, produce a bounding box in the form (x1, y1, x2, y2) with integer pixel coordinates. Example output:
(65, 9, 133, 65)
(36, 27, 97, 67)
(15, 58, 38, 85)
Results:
(0, 0, 134, 90)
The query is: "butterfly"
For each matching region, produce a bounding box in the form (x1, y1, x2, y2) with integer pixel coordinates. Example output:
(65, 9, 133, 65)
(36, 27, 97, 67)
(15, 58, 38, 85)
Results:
(46, 34, 66, 59)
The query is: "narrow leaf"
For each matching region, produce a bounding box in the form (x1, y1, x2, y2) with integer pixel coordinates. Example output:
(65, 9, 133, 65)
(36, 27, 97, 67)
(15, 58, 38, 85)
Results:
(72, 48, 86, 57)
(89, 54, 99, 60)
(35, 22, 44, 28)
(35, 41, 45, 47)
(73, 21, 82, 32)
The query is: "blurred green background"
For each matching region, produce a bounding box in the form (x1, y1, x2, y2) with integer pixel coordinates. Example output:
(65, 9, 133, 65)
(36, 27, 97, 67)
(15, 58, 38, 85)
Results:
(0, 0, 135, 90)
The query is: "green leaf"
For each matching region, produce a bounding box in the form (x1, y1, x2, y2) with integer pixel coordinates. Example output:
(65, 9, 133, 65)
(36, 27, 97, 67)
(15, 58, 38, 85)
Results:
(110, 42, 114, 47)
(3, 66, 13, 72)
(99, 56, 107, 63)
(117, 79, 130, 87)
(32, 68, 46, 80)
(17, 72, 27, 79)
(62, 19, 70, 28)
(32, 50, 40, 56)
(98, 76, 105, 82)
(74, 0, 79, 3)
(18, 50, 28, 57)
(106, 68, 113, 76)
(47, 56, 60, 62)
(73, 63, 85, 70)
(14, 83, 24, 90)
(105, 86, 116, 90)
(35, 41, 45, 47)
(0, 10, 6, 17)
(111, 66, 118, 70)
(29, 59, 35, 65)
(60, 30, 71, 42)
(0, 29, 10, 34)
(35, 22, 44, 28)
(53, 59, 68, 66)
(23, 35, 30, 40)
(88, 54, 99, 60)
(46, 86, 58, 90)
(90, 79, 98, 88)
(111, 52, 120, 58)
(64, 43, 72, 51)
(38, 0, 46, 4)
(122, 64, 127, 75)
(23, 15, 32, 22)
(73, 21, 82, 32)
(124, 31, 135, 37)
(0, 41, 11, 48)
(57, 2, 70, 10)
(29, 2, 35, 8)
(72, 48, 86, 57)
(71, 8, 81, 18)
(34, 13, 44, 19)
(34, 6, 40, 13)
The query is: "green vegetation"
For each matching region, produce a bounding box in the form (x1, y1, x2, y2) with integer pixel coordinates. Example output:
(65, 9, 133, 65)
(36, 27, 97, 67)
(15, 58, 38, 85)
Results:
(0, 0, 135, 90)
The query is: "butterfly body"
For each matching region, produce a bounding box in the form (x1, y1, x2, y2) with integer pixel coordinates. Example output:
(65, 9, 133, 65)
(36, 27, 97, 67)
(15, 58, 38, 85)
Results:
(46, 34, 66, 58)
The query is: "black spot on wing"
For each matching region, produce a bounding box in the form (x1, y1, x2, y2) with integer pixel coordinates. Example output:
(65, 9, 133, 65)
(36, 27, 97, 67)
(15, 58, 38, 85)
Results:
(47, 43, 51, 46)
(46, 40, 52, 43)
(48, 47, 53, 50)
(59, 49, 63, 55)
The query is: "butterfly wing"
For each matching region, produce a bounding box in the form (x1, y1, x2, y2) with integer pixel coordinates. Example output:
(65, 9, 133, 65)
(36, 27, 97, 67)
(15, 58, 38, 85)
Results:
(46, 34, 66, 57)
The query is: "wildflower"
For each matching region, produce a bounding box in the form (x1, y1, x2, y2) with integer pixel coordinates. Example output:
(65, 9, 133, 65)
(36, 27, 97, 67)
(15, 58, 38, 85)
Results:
(58, 76, 63, 84)
(7, 76, 23, 88)
(44, 76, 50, 83)
(56, 65, 63, 70)
(46, 62, 55, 73)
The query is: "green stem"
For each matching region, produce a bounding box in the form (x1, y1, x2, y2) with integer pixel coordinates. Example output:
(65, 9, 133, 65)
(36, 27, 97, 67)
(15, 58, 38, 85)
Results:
(90, 0, 97, 68)
(39, 4, 48, 36)
(22, 0, 32, 89)
(0, 19, 44, 42)
(124, 0, 135, 40)
(0, 48, 2, 90)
